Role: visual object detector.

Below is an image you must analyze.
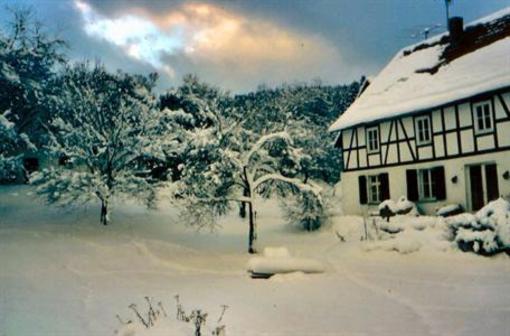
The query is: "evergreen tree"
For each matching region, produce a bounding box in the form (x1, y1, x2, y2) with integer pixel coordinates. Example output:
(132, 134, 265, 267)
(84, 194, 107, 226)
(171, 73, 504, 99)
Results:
(0, 7, 66, 138)
(0, 8, 61, 180)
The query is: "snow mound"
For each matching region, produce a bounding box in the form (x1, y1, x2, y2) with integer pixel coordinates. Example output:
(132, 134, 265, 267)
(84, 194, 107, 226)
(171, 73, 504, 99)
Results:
(263, 246, 290, 258)
(364, 225, 451, 254)
(331, 216, 365, 242)
(378, 215, 436, 234)
(115, 320, 191, 336)
(269, 271, 308, 282)
(364, 215, 451, 254)
(247, 247, 325, 277)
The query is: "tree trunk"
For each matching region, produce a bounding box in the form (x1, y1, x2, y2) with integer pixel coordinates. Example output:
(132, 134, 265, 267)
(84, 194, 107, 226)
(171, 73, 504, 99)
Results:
(100, 199, 110, 225)
(248, 200, 256, 254)
(243, 166, 256, 254)
(239, 188, 248, 218)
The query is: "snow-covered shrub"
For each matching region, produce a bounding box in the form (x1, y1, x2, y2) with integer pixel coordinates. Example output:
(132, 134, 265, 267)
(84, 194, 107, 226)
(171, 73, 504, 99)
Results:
(282, 189, 329, 231)
(378, 196, 418, 219)
(436, 204, 464, 217)
(445, 198, 510, 255)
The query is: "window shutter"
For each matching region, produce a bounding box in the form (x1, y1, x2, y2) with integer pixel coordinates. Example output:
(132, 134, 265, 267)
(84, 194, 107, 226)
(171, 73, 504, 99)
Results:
(485, 164, 499, 202)
(358, 175, 368, 205)
(379, 173, 390, 201)
(406, 169, 419, 202)
(432, 166, 446, 200)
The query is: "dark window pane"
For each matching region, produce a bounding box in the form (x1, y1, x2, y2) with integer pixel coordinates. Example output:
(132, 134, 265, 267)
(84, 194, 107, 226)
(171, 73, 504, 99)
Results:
(478, 117, 484, 131)
(359, 176, 368, 204)
(406, 170, 419, 201)
(470, 165, 484, 210)
(485, 164, 499, 202)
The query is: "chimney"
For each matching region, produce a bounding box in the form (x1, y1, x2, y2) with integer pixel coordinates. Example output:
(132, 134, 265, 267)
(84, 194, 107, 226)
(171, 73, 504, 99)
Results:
(448, 16, 464, 42)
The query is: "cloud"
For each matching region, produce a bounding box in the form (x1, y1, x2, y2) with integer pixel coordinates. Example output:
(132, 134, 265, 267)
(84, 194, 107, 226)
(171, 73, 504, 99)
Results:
(75, 0, 180, 77)
(74, 0, 348, 90)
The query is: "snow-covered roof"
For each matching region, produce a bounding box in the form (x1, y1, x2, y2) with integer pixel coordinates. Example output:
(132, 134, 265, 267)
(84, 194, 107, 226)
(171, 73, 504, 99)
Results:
(330, 7, 510, 132)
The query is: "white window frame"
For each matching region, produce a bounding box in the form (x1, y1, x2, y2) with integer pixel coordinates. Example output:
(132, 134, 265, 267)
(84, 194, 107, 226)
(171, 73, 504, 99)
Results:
(418, 169, 436, 201)
(473, 100, 493, 135)
(415, 115, 432, 145)
(366, 126, 380, 153)
(367, 175, 381, 204)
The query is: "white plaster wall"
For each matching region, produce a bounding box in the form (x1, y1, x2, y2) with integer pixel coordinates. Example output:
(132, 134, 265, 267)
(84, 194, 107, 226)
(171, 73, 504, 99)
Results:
(494, 95, 507, 119)
(446, 133, 458, 155)
(434, 135, 445, 158)
(402, 117, 414, 136)
(497, 121, 510, 146)
(458, 103, 472, 127)
(432, 110, 442, 132)
(418, 146, 433, 160)
(358, 148, 367, 168)
(380, 121, 390, 141)
(477, 134, 495, 151)
(444, 106, 457, 130)
(357, 127, 365, 146)
(342, 129, 352, 149)
(460, 130, 474, 153)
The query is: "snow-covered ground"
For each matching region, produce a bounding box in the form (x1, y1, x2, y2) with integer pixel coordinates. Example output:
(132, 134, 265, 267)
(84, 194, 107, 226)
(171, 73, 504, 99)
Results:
(1, 186, 510, 336)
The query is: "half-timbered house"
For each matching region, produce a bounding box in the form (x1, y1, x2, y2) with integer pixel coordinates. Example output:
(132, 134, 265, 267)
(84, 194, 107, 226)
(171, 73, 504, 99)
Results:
(329, 8, 510, 215)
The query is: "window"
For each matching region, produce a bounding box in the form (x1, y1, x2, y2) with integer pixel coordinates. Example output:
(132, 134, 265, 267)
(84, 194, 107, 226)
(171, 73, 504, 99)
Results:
(418, 169, 435, 200)
(406, 167, 446, 202)
(368, 175, 381, 203)
(358, 173, 390, 205)
(366, 126, 379, 153)
(415, 115, 432, 145)
(473, 101, 493, 134)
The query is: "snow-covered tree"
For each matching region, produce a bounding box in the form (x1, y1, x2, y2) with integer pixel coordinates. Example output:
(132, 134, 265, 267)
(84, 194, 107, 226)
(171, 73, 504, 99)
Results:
(232, 82, 359, 184)
(0, 110, 33, 181)
(158, 74, 233, 181)
(0, 7, 66, 140)
(31, 64, 175, 225)
(0, 8, 64, 181)
(167, 81, 323, 253)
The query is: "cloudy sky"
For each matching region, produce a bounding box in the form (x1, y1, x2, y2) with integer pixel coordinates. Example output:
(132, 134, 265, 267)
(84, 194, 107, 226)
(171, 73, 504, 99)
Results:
(1, 0, 508, 92)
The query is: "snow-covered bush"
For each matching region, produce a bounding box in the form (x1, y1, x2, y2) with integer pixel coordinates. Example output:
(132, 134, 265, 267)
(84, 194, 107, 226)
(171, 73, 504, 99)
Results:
(378, 196, 418, 219)
(445, 198, 510, 255)
(282, 189, 329, 231)
(436, 204, 463, 217)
